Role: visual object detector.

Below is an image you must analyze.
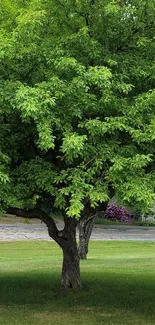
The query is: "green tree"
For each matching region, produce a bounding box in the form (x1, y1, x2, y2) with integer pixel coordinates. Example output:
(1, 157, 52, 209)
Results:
(1, 0, 155, 287)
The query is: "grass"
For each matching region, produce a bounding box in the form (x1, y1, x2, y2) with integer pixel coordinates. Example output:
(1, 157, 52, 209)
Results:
(0, 214, 62, 225)
(0, 214, 40, 224)
(95, 218, 129, 226)
(0, 241, 155, 325)
(95, 218, 155, 227)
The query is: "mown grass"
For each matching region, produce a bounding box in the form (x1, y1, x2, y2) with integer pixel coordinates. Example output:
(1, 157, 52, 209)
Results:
(0, 241, 155, 325)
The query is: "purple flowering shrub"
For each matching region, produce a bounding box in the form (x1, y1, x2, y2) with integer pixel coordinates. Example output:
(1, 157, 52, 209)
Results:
(104, 203, 132, 223)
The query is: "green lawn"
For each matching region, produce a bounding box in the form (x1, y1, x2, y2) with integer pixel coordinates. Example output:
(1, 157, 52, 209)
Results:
(0, 241, 155, 325)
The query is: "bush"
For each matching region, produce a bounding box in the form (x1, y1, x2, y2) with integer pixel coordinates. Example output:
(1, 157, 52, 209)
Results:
(104, 203, 132, 223)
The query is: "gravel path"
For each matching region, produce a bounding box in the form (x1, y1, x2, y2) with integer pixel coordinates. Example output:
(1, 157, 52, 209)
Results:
(92, 225, 155, 241)
(0, 223, 50, 241)
(0, 223, 155, 241)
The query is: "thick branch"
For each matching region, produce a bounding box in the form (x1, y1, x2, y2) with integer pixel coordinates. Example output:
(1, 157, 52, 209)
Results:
(7, 207, 76, 247)
(7, 207, 57, 229)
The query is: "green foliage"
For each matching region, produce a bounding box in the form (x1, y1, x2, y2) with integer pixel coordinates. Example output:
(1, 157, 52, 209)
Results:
(1, 0, 155, 217)
(61, 133, 87, 160)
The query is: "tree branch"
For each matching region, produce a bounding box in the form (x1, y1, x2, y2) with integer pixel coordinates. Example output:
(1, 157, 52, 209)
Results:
(85, 213, 97, 225)
(7, 207, 75, 247)
(7, 207, 56, 227)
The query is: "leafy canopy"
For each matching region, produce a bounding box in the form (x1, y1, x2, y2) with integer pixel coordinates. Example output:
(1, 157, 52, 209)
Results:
(0, 0, 155, 216)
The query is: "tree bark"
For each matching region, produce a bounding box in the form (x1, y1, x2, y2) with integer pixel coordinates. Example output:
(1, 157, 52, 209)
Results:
(78, 214, 96, 260)
(60, 216, 81, 288)
(61, 244, 80, 288)
(78, 200, 108, 260)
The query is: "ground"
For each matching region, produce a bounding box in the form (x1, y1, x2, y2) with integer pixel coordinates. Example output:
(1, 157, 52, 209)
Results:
(0, 221, 155, 241)
(0, 241, 155, 325)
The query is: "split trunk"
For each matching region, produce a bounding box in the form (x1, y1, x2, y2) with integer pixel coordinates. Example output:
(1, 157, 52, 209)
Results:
(78, 214, 95, 260)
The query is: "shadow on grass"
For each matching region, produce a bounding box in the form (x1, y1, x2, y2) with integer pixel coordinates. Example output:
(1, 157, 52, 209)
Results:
(0, 270, 155, 318)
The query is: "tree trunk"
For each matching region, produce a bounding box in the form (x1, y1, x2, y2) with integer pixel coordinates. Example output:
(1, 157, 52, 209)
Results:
(61, 244, 80, 288)
(78, 214, 95, 260)
(60, 217, 81, 288)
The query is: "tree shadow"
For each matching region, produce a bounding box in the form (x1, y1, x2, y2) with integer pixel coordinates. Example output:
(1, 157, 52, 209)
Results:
(0, 270, 155, 319)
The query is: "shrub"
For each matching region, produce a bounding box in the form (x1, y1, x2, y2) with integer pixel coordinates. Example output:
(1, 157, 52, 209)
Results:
(104, 203, 132, 223)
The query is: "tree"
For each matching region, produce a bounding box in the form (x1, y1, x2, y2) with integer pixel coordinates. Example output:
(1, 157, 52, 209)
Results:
(78, 213, 96, 260)
(1, 0, 155, 287)
(78, 201, 108, 260)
